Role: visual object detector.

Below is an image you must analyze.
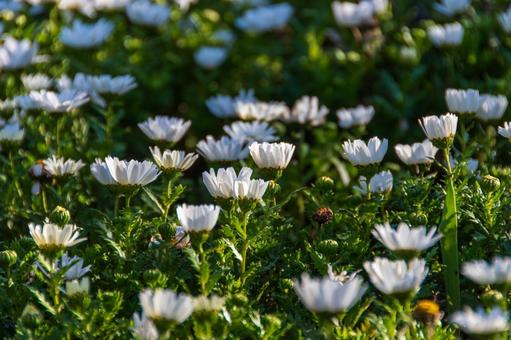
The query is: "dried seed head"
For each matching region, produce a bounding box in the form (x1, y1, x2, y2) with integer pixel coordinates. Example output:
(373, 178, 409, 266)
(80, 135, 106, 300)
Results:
(312, 207, 334, 225)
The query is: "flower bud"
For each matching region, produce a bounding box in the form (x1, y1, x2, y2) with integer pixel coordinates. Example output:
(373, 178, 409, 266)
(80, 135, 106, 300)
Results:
(317, 239, 339, 256)
(481, 289, 505, 309)
(312, 207, 333, 225)
(481, 175, 500, 193)
(280, 278, 294, 291)
(0, 250, 17, 268)
(263, 314, 282, 330)
(315, 176, 334, 191)
(50, 206, 71, 226)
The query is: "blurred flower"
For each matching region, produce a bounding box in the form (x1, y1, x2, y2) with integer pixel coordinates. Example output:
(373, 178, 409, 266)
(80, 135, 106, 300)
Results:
(284, 96, 329, 126)
(249, 142, 295, 169)
(331, 1, 374, 27)
(0, 0, 23, 13)
(327, 265, 360, 284)
(193, 295, 225, 313)
(150, 147, 198, 172)
(59, 0, 96, 17)
(65, 277, 90, 296)
(202, 167, 269, 200)
(29, 222, 86, 251)
(60, 19, 114, 49)
(101, 157, 160, 186)
(94, 0, 129, 10)
(230, 0, 269, 7)
(451, 307, 509, 336)
(462, 257, 511, 286)
(312, 207, 334, 224)
(476, 94, 508, 121)
(368, 170, 392, 194)
(445, 88, 480, 114)
(224, 121, 278, 143)
(43, 156, 85, 177)
(206, 89, 256, 118)
(87, 74, 137, 95)
(498, 122, 511, 139)
(337, 105, 375, 128)
(433, 0, 470, 16)
(0, 36, 38, 70)
(395, 140, 438, 165)
(236, 101, 289, 121)
(499, 7, 511, 33)
(176, 204, 220, 233)
(212, 29, 236, 46)
(194, 46, 228, 69)
(196, 136, 249, 162)
(0, 122, 24, 143)
(341, 136, 388, 166)
(139, 289, 195, 324)
(13, 95, 38, 111)
(171, 226, 190, 249)
(21, 74, 52, 91)
(364, 257, 428, 296)
(56, 252, 91, 280)
(29, 89, 89, 112)
(372, 222, 442, 257)
(419, 113, 458, 142)
(294, 273, 367, 314)
(235, 3, 293, 33)
(57, 73, 105, 107)
(138, 116, 191, 144)
(413, 300, 443, 325)
(126, 0, 170, 27)
(132, 312, 158, 340)
(175, 0, 197, 11)
(90, 158, 116, 185)
(428, 22, 464, 47)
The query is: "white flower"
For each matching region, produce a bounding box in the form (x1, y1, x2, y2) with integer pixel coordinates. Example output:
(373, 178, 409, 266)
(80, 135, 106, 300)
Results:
(341, 137, 388, 166)
(139, 289, 195, 324)
(95, 0, 129, 11)
(22, 74, 52, 91)
(294, 273, 367, 313)
(57, 252, 91, 280)
(126, 0, 170, 27)
(202, 167, 268, 200)
(206, 89, 256, 118)
(212, 29, 236, 46)
(0, 122, 24, 143)
(445, 88, 480, 114)
(462, 257, 511, 286)
(90, 159, 117, 185)
(331, 1, 374, 27)
(364, 257, 428, 296)
(337, 105, 375, 128)
(394, 140, 438, 165)
(368, 170, 393, 193)
(433, 0, 470, 16)
(498, 122, 511, 139)
(29, 222, 86, 250)
(29, 89, 89, 112)
(224, 121, 278, 143)
(428, 22, 464, 47)
(193, 295, 225, 312)
(138, 116, 191, 143)
(419, 113, 458, 141)
(249, 142, 295, 169)
(132, 312, 158, 340)
(372, 222, 442, 255)
(103, 156, 160, 186)
(499, 7, 511, 33)
(149, 147, 198, 172)
(13, 95, 38, 111)
(284, 96, 329, 126)
(176, 204, 220, 233)
(194, 46, 228, 69)
(0, 0, 23, 13)
(175, 0, 197, 11)
(235, 101, 289, 121)
(60, 19, 113, 49)
(58, 0, 96, 17)
(44, 156, 85, 177)
(0, 36, 38, 70)
(196, 136, 249, 162)
(65, 277, 90, 296)
(87, 74, 137, 95)
(451, 307, 509, 335)
(235, 3, 293, 33)
(476, 94, 508, 121)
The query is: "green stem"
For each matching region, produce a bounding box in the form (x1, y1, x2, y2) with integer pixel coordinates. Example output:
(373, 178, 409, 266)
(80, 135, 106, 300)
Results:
(41, 186, 49, 213)
(440, 148, 460, 313)
(239, 209, 251, 286)
(9, 151, 23, 199)
(114, 194, 120, 217)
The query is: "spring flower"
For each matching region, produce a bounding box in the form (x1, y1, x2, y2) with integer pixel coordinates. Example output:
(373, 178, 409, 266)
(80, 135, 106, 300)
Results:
(331, 1, 374, 27)
(293, 273, 367, 314)
(476, 94, 508, 121)
(60, 19, 114, 49)
(102, 157, 160, 186)
(451, 307, 509, 336)
(95, 0, 130, 10)
(413, 300, 443, 325)
(394, 140, 438, 165)
(428, 22, 464, 47)
(0, 36, 38, 70)
(499, 7, 511, 33)
(372, 222, 442, 257)
(65, 277, 90, 296)
(149, 147, 198, 172)
(194, 47, 228, 69)
(212, 29, 236, 46)
(193, 295, 225, 313)
(139, 289, 195, 324)
(327, 265, 360, 284)
(419, 113, 458, 143)
(56, 252, 91, 280)
(202, 167, 269, 200)
(235, 3, 293, 33)
(132, 313, 158, 340)
(22, 74, 52, 91)
(364, 257, 428, 297)
(58, 0, 96, 17)
(445, 88, 480, 114)
(206, 89, 256, 118)
(368, 170, 393, 193)
(126, 1, 170, 27)
(56, 73, 105, 107)
(433, 0, 470, 16)
(87, 74, 137, 95)
(249, 142, 295, 169)
(341, 137, 388, 166)
(29, 222, 86, 251)
(236, 101, 289, 121)
(0, 0, 23, 13)
(44, 156, 85, 177)
(176, 204, 220, 233)
(224, 121, 278, 143)
(461, 257, 511, 286)
(498, 122, 511, 139)
(138, 116, 191, 144)
(90, 159, 116, 185)
(284, 96, 329, 126)
(0, 122, 24, 144)
(337, 105, 375, 128)
(196, 136, 249, 162)
(29, 89, 89, 112)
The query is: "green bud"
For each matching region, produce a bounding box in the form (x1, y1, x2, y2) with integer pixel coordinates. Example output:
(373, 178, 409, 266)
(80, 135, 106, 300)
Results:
(263, 314, 282, 330)
(143, 269, 167, 288)
(50, 206, 71, 226)
(280, 278, 294, 291)
(0, 250, 17, 268)
(481, 175, 500, 193)
(317, 239, 339, 256)
(231, 293, 249, 306)
(316, 176, 334, 191)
